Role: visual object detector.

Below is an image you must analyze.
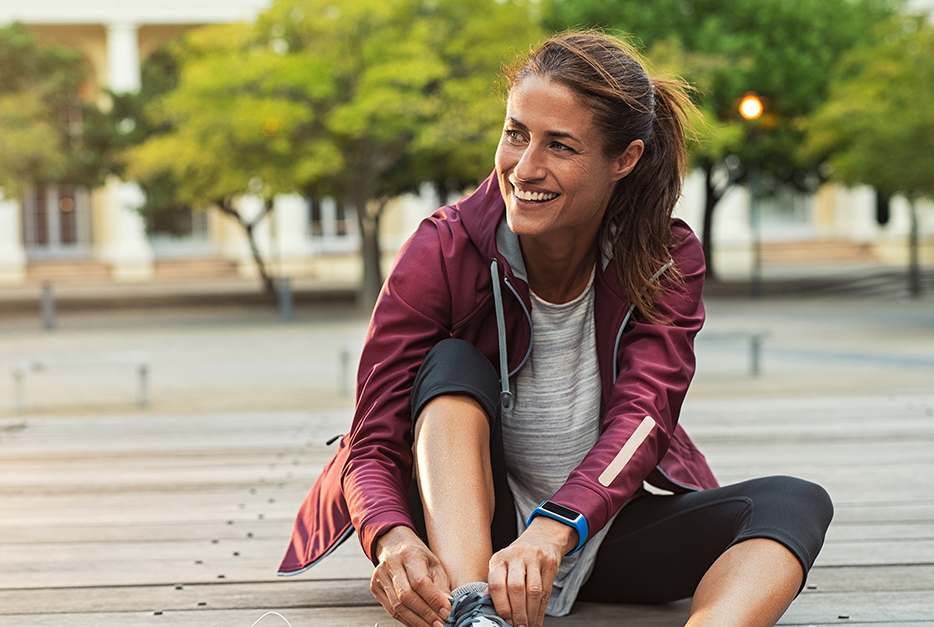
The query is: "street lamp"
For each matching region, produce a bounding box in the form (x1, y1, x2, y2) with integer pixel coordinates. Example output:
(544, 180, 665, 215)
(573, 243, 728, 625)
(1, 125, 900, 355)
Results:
(739, 92, 763, 121)
(739, 92, 763, 298)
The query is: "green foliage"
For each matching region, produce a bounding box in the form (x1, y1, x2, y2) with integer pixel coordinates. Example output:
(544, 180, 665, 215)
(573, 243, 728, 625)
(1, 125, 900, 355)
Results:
(544, 0, 900, 190)
(127, 22, 332, 206)
(543, 0, 900, 277)
(126, 0, 541, 303)
(127, 0, 541, 207)
(807, 15, 934, 200)
(0, 22, 97, 197)
(251, 0, 541, 203)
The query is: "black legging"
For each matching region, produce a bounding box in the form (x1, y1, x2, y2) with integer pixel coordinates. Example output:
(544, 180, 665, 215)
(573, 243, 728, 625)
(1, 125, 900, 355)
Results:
(407, 339, 834, 603)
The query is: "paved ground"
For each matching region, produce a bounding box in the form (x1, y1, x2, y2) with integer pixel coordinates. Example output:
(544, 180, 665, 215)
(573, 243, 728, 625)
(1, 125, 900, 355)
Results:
(0, 280, 933, 626)
(2, 283, 932, 416)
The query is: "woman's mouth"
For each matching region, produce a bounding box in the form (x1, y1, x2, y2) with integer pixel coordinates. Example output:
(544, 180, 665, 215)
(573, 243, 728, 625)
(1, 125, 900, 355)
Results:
(513, 185, 559, 203)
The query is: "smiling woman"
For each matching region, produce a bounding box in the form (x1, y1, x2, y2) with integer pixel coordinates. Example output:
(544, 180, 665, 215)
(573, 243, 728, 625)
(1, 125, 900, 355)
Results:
(281, 31, 833, 627)
(495, 75, 644, 303)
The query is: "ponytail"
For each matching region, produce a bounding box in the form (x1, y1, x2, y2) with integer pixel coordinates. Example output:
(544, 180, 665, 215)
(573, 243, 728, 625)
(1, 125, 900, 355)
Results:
(603, 77, 695, 324)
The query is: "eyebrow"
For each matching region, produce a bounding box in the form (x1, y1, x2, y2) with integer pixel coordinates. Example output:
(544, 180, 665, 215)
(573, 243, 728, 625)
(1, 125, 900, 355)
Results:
(506, 117, 581, 144)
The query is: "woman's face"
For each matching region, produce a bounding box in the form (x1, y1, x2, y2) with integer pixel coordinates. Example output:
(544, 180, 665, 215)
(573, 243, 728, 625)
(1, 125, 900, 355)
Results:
(495, 75, 642, 249)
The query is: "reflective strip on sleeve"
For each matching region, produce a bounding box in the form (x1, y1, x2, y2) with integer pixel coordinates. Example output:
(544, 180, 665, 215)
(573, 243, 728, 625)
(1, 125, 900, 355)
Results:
(598, 416, 657, 487)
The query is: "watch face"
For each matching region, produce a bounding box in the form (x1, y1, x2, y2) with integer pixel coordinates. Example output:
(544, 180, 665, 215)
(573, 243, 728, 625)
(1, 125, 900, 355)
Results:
(542, 501, 579, 521)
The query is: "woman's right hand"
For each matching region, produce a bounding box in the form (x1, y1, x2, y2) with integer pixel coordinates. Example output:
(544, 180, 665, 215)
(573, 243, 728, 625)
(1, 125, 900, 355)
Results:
(371, 526, 453, 627)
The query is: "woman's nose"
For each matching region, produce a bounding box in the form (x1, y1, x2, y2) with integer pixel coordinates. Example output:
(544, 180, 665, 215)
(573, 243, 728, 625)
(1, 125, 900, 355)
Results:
(514, 144, 544, 181)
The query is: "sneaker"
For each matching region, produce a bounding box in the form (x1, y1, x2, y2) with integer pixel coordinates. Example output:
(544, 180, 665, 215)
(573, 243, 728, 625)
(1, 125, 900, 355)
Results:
(445, 591, 509, 627)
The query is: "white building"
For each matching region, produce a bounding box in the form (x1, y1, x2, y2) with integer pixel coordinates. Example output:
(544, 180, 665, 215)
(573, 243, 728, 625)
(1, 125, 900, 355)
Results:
(0, 0, 379, 287)
(0, 0, 931, 288)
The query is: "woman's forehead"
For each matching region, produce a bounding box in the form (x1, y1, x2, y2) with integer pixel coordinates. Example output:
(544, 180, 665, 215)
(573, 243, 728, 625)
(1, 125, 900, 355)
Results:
(506, 76, 599, 134)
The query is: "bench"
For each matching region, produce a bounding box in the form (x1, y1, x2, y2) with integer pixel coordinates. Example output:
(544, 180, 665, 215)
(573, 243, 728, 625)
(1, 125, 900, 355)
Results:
(12, 351, 151, 412)
(697, 329, 769, 375)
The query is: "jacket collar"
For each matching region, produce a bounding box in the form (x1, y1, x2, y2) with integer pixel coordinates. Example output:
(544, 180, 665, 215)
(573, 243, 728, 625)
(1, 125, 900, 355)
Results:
(495, 218, 527, 283)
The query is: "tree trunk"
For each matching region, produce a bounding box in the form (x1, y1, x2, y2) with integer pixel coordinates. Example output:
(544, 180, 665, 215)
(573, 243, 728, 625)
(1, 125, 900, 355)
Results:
(218, 198, 277, 300)
(908, 197, 920, 298)
(356, 197, 384, 312)
(702, 164, 723, 281)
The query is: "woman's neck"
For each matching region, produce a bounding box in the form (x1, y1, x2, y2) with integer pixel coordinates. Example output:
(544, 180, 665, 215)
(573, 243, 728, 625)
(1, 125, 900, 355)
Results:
(521, 237, 598, 304)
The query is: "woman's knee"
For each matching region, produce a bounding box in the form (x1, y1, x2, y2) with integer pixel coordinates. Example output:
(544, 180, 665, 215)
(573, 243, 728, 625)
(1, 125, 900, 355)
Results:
(735, 475, 834, 574)
(751, 475, 834, 528)
(411, 338, 500, 427)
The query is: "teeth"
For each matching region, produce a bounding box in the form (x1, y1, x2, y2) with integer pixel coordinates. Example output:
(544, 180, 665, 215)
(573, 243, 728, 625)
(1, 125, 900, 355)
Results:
(514, 188, 558, 202)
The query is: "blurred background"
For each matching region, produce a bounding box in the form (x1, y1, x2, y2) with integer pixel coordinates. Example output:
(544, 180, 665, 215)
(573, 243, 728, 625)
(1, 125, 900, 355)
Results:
(1, 6, 932, 624)
(0, 0, 932, 308)
(0, 0, 932, 417)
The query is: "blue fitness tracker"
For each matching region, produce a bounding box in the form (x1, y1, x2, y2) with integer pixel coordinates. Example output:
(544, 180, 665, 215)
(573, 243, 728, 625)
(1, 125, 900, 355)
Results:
(526, 500, 588, 556)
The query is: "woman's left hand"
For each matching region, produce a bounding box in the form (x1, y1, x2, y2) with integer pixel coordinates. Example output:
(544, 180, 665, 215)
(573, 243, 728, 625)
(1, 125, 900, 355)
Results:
(486, 517, 574, 627)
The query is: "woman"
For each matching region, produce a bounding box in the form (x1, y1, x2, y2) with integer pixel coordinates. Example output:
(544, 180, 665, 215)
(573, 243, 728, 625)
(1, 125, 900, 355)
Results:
(279, 32, 833, 627)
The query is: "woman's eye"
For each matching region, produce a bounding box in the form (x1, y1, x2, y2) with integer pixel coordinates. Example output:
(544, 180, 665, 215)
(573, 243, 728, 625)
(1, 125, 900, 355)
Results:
(552, 142, 572, 152)
(504, 129, 523, 142)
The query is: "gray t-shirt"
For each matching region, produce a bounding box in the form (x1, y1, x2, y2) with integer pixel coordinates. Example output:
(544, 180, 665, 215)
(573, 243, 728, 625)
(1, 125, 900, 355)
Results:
(503, 268, 617, 616)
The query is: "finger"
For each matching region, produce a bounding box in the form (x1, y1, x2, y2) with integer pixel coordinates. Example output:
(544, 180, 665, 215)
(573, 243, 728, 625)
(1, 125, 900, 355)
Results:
(529, 577, 552, 627)
(373, 562, 440, 627)
(533, 588, 550, 627)
(524, 565, 544, 627)
(403, 559, 450, 625)
(487, 561, 511, 624)
(386, 574, 440, 627)
(409, 566, 452, 620)
(506, 560, 528, 627)
(372, 573, 422, 627)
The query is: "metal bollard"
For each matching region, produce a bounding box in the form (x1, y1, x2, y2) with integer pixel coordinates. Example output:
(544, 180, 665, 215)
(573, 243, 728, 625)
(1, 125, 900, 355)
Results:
(278, 277, 293, 322)
(340, 346, 352, 397)
(138, 362, 150, 407)
(751, 336, 762, 376)
(41, 283, 56, 330)
(13, 366, 25, 413)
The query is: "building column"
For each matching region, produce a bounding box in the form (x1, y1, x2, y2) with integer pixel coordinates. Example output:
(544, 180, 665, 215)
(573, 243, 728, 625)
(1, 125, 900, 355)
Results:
(273, 194, 310, 276)
(0, 192, 26, 283)
(101, 22, 154, 280)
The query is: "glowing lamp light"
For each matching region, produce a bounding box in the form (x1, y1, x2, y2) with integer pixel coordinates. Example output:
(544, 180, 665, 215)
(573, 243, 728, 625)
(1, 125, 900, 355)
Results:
(739, 92, 763, 120)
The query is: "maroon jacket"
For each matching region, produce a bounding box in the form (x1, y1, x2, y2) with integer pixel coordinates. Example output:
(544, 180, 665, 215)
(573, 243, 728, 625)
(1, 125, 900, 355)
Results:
(279, 173, 718, 576)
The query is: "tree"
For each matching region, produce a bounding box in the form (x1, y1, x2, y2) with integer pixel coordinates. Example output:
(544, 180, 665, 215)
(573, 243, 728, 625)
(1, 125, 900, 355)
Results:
(256, 0, 541, 308)
(807, 15, 934, 297)
(126, 22, 339, 296)
(128, 0, 541, 308)
(543, 0, 900, 278)
(0, 23, 103, 199)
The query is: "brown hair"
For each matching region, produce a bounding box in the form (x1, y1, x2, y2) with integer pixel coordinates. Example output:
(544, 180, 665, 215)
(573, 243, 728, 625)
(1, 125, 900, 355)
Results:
(506, 31, 696, 323)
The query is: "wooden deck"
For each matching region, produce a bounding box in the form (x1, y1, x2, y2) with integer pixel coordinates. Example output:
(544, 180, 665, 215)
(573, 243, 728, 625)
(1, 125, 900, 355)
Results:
(2, 392, 933, 627)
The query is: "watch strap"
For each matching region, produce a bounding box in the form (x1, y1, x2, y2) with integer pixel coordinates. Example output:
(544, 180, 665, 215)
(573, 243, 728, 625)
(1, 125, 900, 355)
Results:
(526, 501, 588, 556)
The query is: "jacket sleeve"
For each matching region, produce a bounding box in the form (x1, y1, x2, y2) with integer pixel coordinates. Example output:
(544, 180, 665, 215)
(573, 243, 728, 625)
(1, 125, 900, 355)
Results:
(340, 214, 460, 564)
(550, 227, 706, 538)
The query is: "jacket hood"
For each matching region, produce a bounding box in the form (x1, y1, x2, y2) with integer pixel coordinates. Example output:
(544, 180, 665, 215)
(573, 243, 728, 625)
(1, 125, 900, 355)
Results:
(456, 172, 505, 258)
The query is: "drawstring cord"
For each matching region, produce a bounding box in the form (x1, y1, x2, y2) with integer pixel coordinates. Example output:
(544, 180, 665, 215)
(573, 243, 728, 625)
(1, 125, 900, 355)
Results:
(490, 259, 514, 413)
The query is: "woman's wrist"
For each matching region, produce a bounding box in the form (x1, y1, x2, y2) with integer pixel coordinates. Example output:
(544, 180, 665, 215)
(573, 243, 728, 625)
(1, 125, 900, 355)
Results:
(375, 525, 421, 560)
(525, 515, 578, 555)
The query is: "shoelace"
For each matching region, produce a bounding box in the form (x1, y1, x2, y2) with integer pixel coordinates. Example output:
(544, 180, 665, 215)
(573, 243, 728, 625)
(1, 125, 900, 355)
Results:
(444, 592, 505, 627)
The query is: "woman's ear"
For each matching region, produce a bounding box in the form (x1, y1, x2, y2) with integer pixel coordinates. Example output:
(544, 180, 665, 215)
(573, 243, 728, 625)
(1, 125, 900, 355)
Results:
(611, 139, 645, 181)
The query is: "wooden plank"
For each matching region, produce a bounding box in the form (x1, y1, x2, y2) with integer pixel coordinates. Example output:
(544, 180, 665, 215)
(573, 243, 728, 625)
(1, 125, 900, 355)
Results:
(0, 579, 378, 614)
(5, 532, 934, 588)
(816, 540, 934, 566)
(0, 520, 295, 545)
(825, 521, 934, 541)
(0, 539, 374, 589)
(779, 590, 934, 624)
(0, 606, 389, 627)
(0, 603, 697, 627)
(2, 397, 934, 626)
(807, 564, 934, 593)
(2, 599, 932, 627)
